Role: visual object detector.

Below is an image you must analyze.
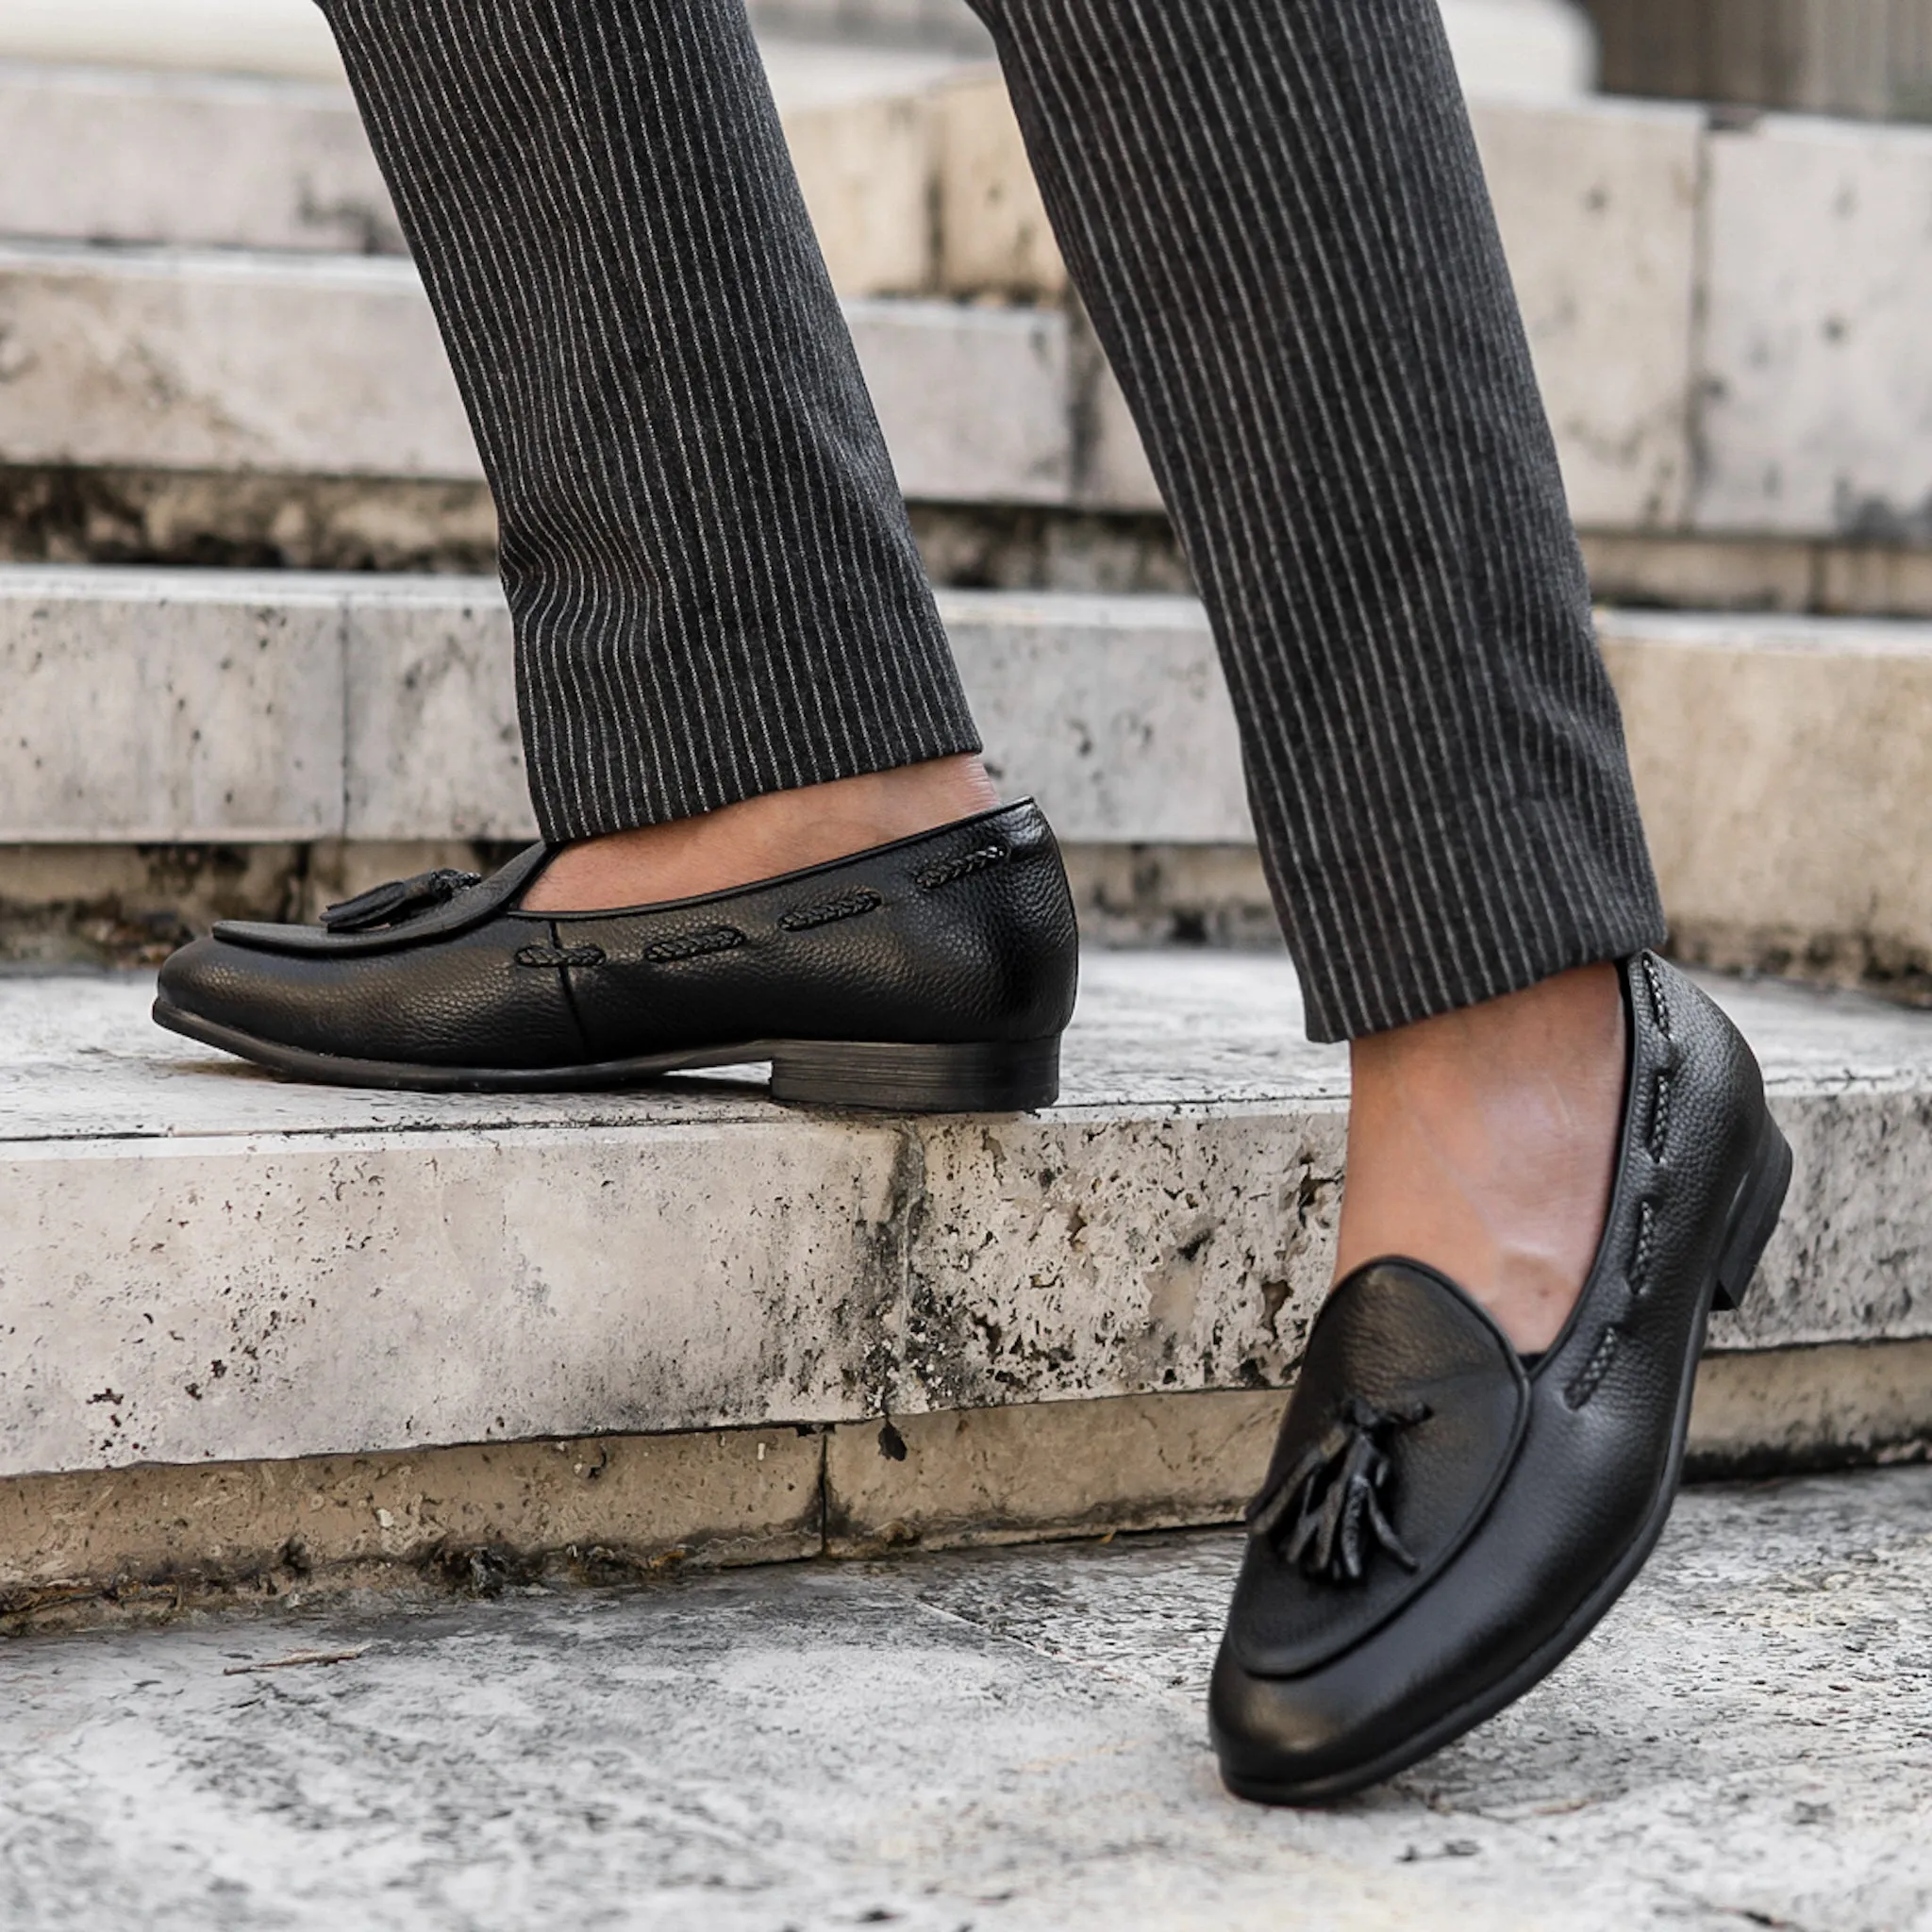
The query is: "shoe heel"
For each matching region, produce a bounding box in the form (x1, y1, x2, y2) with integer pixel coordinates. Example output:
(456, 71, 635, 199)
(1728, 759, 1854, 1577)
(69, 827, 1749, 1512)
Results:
(1711, 1113, 1793, 1312)
(768, 1037, 1061, 1113)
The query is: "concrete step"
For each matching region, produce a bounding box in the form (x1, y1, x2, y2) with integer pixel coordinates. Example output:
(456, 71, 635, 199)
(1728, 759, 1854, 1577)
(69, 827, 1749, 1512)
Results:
(0, 571, 1233, 845)
(7, 77, 1932, 545)
(8, 1477, 1927, 1926)
(6, 566, 1932, 993)
(0, 16, 981, 95)
(795, 83, 1932, 543)
(0, 5, 1591, 254)
(0, 42, 975, 258)
(0, 61, 402, 255)
(0, 3, 345, 85)
(0, 243, 1111, 509)
(1, 951, 1928, 1614)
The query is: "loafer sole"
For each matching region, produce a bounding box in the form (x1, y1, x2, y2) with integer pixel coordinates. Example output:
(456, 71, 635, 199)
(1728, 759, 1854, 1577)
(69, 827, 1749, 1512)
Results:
(153, 998, 1061, 1113)
(1221, 1108, 1792, 1807)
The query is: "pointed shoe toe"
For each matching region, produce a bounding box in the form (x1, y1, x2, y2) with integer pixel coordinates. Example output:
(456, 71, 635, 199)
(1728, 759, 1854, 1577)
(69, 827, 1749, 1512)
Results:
(152, 800, 1078, 1109)
(1212, 953, 1793, 1805)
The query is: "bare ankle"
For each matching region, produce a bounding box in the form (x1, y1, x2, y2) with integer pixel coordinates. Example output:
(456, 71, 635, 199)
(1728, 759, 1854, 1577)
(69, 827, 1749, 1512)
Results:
(1335, 963, 1627, 1354)
(522, 755, 998, 912)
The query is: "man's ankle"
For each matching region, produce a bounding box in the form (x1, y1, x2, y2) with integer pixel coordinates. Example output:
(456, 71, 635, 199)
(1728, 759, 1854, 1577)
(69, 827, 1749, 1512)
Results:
(521, 755, 998, 912)
(1334, 963, 1627, 1354)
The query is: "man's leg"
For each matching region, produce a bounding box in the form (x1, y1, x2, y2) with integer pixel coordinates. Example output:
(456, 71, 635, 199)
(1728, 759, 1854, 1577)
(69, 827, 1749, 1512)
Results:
(963, 2, 1790, 1808)
(317, 0, 996, 899)
(969, 0, 1662, 1349)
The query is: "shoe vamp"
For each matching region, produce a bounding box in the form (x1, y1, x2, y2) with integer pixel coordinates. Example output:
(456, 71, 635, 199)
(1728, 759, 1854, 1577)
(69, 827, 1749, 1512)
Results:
(1213, 1370, 1678, 1785)
(1225, 1262, 1529, 1680)
(165, 923, 585, 1069)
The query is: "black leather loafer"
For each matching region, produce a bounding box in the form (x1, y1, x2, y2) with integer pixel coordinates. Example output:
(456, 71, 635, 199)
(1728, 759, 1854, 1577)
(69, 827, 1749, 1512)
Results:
(1211, 952, 1792, 1804)
(154, 799, 1077, 1111)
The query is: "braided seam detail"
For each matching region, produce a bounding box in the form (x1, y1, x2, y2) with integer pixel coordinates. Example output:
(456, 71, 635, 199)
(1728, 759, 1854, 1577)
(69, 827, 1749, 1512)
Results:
(642, 924, 745, 963)
(514, 943, 607, 969)
(1564, 1326, 1624, 1408)
(778, 888, 883, 932)
(1567, 958, 1674, 1411)
(1629, 1200, 1658, 1295)
(1641, 953, 1674, 1040)
(913, 843, 1006, 891)
(1648, 1074, 1673, 1163)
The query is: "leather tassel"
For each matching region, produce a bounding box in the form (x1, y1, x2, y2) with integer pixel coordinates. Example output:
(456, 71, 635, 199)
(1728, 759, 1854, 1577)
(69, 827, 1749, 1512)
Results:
(321, 867, 481, 934)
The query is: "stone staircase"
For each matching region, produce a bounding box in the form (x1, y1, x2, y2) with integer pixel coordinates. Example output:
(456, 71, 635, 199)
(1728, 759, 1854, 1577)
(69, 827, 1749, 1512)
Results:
(8, 570, 1932, 990)
(10, 65, 1932, 568)
(3, 47, 1931, 1622)
(7, 949, 1931, 1623)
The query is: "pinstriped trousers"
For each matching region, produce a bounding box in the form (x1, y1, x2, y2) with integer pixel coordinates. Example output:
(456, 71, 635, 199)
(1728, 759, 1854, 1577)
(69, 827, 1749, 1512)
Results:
(315, 0, 1666, 1042)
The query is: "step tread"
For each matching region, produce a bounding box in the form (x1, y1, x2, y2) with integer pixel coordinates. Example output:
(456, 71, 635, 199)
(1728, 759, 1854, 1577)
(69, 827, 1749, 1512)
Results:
(11, 558, 1932, 635)
(8, 954, 1931, 1147)
(4, 1475, 1923, 1924)
(2, 952, 1339, 1144)
(1598, 606, 1932, 654)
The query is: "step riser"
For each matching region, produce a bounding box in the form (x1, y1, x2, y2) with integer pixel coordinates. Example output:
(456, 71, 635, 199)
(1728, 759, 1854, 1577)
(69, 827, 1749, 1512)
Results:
(0, 465, 504, 578)
(0, 469, 1196, 594)
(16, 478, 1932, 625)
(1, 1106, 1341, 1475)
(13, 836, 1930, 1005)
(0, 250, 1132, 509)
(0, 62, 399, 256)
(0, 575, 1235, 846)
(5, 1347, 1928, 1631)
(0, 839, 1285, 971)
(1610, 611, 1932, 1000)
(8, 574, 1932, 991)
(1592, 0, 1932, 123)
(1578, 531, 1932, 623)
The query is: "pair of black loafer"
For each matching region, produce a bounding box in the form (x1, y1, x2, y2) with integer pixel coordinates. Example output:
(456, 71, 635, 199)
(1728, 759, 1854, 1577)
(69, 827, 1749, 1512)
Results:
(154, 804, 1790, 1804)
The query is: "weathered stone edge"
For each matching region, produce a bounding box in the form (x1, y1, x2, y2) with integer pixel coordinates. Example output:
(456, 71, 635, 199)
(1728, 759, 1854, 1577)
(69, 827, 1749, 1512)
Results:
(5, 1341, 1924, 1634)
(7, 1077, 1924, 1480)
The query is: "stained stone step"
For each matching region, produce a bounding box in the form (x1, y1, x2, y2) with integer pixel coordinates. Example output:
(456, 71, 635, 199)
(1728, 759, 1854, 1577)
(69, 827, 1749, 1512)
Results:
(0, 243, 1093, 508)
(0, 5, 346, 86)
(0, 61, 400, 254)
(4, 955, 1931, 1468)
(0, 46, 972, 270)
(5, 566, 1932, 990)
(0, 952, 1928, 1611)
(8, 1476, 1930, 1927)
(8, 85, 1932, 540)
(0, 570, 1237, 845)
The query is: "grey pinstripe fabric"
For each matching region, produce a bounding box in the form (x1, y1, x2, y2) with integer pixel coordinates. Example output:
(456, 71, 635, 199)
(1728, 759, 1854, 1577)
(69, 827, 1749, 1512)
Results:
(318, 0, 979, 838)
(316, 0, 1665, 1042)
(970, 0, 1664, 1037)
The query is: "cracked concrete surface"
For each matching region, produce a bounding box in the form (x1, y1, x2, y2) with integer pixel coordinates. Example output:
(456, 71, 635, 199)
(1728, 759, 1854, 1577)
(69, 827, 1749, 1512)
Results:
(3, 1469, 1927, 1930)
